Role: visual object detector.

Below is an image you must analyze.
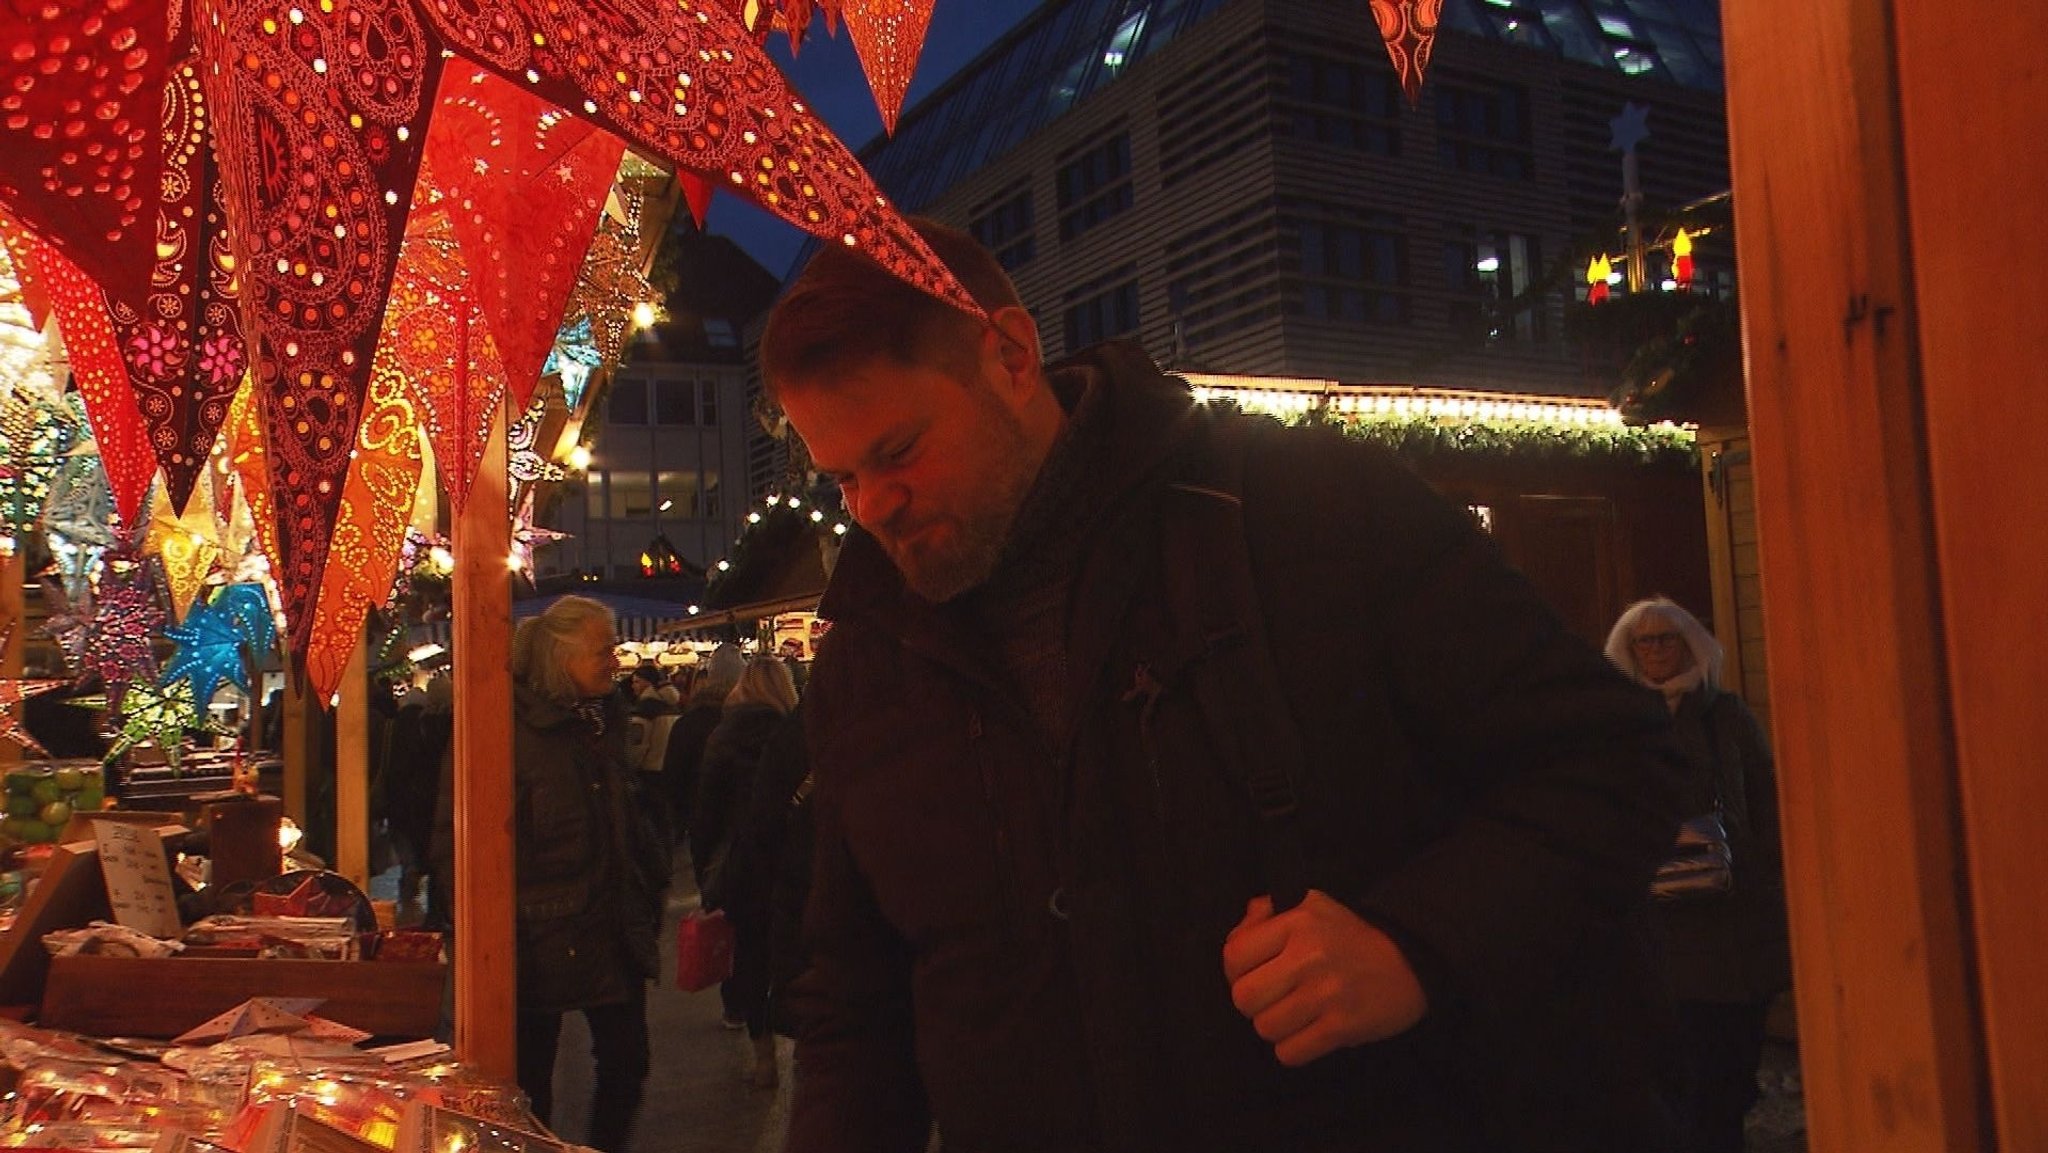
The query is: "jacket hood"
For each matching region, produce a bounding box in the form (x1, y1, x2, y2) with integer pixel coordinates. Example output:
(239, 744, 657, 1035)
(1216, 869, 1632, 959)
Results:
(819, 340, 1201, 630)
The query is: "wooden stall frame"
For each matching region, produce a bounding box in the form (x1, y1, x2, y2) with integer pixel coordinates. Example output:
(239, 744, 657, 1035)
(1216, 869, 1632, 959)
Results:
(1725, 0, 2046, 1146)
(450, 396, 516, 1081)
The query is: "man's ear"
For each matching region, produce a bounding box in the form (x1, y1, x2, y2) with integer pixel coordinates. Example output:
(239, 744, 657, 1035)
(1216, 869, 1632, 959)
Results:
(987, 305, 1040, 376)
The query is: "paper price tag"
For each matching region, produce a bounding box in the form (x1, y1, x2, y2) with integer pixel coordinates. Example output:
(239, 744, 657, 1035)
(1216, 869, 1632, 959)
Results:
(92, 822, 183, 940)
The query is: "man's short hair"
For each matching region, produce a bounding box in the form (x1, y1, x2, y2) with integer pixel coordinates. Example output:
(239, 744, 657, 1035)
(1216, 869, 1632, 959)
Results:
(760, 217, 1023, 398)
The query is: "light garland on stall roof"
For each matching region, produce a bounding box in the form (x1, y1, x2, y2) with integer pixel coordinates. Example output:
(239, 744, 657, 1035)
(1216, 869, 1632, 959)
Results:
(1185, 380, 1697, 465)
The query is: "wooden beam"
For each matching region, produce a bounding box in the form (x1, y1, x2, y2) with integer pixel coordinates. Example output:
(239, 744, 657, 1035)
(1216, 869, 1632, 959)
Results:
(1891, 4, 2048, 1143)
(1722, 1, 1988, 1148)
(333, 635, 370, 891)
(450, 398, 516, 1082)
(280, 671, 310, 828)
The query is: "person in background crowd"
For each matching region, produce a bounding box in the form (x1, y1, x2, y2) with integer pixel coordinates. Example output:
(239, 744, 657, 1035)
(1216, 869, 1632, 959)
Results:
(722, 697, 814, 1052)
(692, 655, 801, 1086)
(662, 642, 746, 843)
(623, 665, 682, 851)
(1606, 598, 1792, 1153)
(760, 219, 1686, 1152)
(626, 665, 670, 718)
(380, 676, 452, 911)
(496, 596, 668, 1152)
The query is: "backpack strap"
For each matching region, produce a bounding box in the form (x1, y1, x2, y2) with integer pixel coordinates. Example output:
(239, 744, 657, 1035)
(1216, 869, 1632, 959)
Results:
(1158, 412, 1312, 911)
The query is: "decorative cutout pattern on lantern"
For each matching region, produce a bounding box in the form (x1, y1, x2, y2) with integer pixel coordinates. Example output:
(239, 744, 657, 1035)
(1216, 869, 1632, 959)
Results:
(0, 3, 167, 298)
(145, 477, 225, 623)
(223, 377, 283, 592)
(161, 594, 260, 709)
(110, 58, 248, 514)
(305, 325, 428, 702)
(84, 551, 167, 694)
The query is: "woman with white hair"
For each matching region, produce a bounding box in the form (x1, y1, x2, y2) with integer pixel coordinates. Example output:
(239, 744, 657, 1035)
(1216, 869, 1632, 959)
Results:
(505, 596, 668, 1152)
(1605, 597, 1791, 1153)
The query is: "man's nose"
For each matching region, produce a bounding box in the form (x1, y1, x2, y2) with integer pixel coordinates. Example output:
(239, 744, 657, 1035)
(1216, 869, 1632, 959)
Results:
(850, 481, 909, 532)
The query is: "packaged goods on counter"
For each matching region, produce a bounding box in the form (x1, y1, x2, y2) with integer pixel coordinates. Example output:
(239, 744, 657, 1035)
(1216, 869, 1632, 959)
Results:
(0, 1017, 542, 1150)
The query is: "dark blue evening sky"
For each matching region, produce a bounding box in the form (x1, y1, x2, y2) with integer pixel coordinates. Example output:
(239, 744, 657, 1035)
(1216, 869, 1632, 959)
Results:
(707, 2, 1046, 278)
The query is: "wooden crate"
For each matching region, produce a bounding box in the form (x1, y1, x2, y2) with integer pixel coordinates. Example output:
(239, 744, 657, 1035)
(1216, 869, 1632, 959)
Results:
(40, 954, 446, 1039)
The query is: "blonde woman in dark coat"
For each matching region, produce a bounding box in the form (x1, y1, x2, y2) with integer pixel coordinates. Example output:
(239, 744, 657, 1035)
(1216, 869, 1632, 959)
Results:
(506, 597, 667, 1151)
(1606, 598, 1792, 1153)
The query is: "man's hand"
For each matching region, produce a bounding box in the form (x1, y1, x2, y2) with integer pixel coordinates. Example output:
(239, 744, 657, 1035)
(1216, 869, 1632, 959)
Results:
(1221, 890, 1428, 1067)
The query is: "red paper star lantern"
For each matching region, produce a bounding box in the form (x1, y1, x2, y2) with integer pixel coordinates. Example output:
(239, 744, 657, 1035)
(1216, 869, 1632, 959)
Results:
(840, 0, 936, 136)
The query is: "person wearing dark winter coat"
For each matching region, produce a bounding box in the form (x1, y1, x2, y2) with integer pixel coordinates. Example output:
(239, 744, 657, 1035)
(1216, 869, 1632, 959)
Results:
(661, 642, 745, 840)
(1607, 598, 1792, 1153)
(761, 220, 1688, 1153)
(498, 596, 668, 1152)
(693, 656, 800, 1086)
(721, 700, 814, 1041)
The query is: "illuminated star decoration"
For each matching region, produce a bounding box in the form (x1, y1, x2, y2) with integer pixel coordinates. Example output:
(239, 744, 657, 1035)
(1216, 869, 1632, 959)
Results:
(211, 584, 279, 660)
(103, 678, 224, 774)
(840, 0, 938, 135)
(542, 317, 605, 414)
(508, 392, 568, 492)
(34, 575, 93, 679)
(83, 553, 166, 693)
(0, 383, 79, 536)
(510, 488, 571, 584)
(0, 624, 67, 757)
(1609, 102, 1653, 153)
(1367, 0, 1445, 107)
(160, 596, 258, 709)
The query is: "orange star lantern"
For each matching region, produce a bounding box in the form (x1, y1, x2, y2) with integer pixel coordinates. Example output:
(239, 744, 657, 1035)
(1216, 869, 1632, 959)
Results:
(1369, 0, 1445, 107)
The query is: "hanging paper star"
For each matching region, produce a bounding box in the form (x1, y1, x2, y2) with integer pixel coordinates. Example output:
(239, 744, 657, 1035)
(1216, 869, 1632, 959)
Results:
(508, 392, 568, 493)
(82, 553, 165, 692)
(841, 0, 937, 135)
(146, 477, 225, 623)
(100, 678, 224, 774)
(1368, 0, 1445, 107)
(563, 174, 659, 371)
(41, 448, 116, 549)
(211, 584, 279, 661)
(543, 317, 606, 415)
(160, 598, 252, 709)
(1609, 103, 1653, 153)
(510, 487, 571, 584)
(34, 575, 94, 680)
(0, 624, 67, 757)
(0, 383, 78, 536)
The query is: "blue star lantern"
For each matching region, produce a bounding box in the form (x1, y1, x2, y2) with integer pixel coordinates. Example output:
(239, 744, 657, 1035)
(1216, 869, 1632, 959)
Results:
(210, 584, 278, 659)
(1609, 102, 1651, 153)
(160, 597, 256, 708)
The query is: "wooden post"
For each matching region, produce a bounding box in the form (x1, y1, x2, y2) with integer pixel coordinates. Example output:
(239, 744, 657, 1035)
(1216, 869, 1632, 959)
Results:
(1890, 4, 2048, 1142)
(1723, 0, 2048, 1146)
(333, 635, 370, 891)
(280, 670, 310, 827)
(450, 397, 516, 1082)
(0, 548, 22, 769)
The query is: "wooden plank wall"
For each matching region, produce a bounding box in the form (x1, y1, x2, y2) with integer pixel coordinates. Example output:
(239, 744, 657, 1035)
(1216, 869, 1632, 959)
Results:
(1725, 0, 2048, 1145)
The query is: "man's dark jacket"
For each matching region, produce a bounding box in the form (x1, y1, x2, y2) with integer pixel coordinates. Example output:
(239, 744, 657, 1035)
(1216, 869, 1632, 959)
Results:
(788, 342, 1688, 1153)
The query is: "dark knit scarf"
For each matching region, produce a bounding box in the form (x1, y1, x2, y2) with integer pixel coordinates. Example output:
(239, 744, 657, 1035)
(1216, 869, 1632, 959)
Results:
(570, 698, 608, 738)
(963, 367, 1113, 756)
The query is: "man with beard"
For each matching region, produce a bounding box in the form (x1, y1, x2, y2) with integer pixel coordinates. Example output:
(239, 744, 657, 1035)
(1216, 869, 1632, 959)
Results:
(762, 220, 1688, 1153)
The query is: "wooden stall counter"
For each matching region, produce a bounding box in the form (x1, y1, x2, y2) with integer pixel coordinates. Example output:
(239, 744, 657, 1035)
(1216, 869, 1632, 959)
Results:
(39, 952, 445, 1039)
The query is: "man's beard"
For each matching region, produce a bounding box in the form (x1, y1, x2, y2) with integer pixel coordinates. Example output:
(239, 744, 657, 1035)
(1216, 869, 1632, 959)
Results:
(885, 400, 1038, 604)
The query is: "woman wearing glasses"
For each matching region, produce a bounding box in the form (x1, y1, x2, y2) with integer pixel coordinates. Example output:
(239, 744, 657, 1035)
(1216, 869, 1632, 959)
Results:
(1605, 597, 1792, 1153)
